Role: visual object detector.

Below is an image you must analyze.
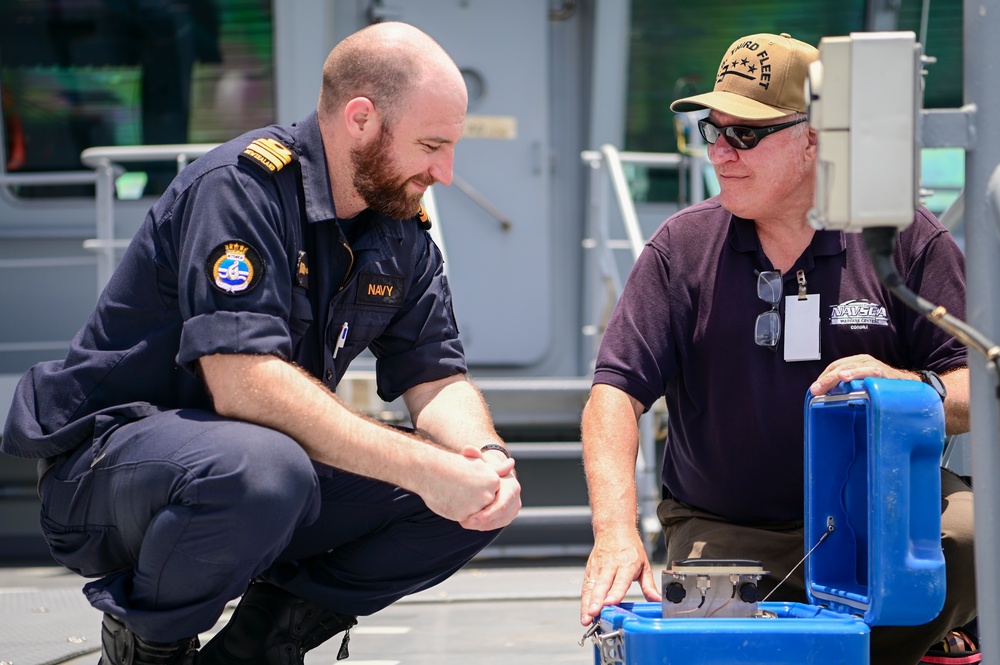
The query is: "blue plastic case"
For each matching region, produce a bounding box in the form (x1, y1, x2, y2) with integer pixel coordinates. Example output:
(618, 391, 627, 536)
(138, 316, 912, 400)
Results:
(804, 378, 946, 625)
(592, 378, 946, 665)
(594, 601, 869, 664)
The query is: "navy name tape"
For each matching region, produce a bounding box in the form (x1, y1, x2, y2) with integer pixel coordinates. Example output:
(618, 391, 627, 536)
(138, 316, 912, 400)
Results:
(356, 272, 404, 307)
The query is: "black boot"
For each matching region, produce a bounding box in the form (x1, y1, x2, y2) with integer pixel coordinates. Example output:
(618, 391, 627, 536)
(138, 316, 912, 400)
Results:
(100, 613, 199, 665)
(198, 580, 357, 665)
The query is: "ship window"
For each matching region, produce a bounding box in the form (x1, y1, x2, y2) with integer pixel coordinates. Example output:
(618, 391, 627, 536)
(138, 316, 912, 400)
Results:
(0, 0, 274, 199)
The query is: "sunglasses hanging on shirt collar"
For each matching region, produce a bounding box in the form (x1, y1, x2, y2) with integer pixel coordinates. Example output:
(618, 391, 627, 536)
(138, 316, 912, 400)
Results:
(755, 270, 782, 348)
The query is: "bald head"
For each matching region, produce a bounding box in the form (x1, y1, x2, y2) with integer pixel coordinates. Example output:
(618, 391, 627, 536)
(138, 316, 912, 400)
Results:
(318, 22, 465, 129)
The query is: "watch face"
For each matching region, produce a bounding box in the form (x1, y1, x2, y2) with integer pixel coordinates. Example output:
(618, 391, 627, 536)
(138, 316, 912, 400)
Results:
(921, 370, 947, 401)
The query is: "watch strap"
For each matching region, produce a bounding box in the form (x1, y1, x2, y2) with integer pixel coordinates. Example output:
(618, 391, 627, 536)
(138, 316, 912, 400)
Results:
(480, 443, 511, 458)
(919, 369, 948, 401)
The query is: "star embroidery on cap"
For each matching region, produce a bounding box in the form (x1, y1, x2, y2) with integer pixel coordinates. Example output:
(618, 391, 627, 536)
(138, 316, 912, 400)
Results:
(741, 58, 749, 67)
(719, 59, 756, 82)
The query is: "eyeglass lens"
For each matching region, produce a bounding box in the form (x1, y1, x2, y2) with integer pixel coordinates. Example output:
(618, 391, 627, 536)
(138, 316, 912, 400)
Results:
(699, 121, 756, 150)
(757, 271, 782, 304)
(698, 118, 806, 150)
(755, 271, 782, 347)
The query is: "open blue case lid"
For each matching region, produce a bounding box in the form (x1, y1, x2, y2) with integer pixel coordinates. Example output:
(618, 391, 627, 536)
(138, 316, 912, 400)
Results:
(803, 378, 946, 626)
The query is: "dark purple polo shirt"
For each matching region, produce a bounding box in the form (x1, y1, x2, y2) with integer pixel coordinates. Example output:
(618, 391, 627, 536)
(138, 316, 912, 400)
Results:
(593, 197, 967, 523)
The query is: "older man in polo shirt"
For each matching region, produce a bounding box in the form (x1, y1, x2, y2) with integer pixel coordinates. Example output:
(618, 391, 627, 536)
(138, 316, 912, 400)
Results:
(578, 32, 975, 665)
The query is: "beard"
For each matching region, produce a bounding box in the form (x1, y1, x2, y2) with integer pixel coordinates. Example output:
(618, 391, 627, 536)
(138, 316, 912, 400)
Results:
(350, 125, 435, 221)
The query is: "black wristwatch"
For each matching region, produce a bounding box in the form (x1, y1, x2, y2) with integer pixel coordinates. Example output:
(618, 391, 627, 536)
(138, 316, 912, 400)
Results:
(919, 370, 947, 402)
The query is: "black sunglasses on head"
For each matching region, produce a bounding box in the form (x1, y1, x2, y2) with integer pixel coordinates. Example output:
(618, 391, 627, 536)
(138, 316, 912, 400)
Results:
(698, 117, 808, 150)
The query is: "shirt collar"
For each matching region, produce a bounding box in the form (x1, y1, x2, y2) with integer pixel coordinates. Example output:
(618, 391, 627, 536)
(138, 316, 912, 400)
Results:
(290, 112, 410, 245)
(292, 111, 337, 225)
(729, 214, 846, 259)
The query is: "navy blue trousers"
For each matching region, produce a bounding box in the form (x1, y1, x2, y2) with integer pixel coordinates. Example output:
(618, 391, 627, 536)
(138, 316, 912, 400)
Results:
(39, 409, 501, 642)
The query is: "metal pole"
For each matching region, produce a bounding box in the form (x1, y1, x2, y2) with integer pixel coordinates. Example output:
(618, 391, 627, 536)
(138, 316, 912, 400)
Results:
(964, 0, 1000, 660)
(95, 161, 116, 294)
(587, 0, 630, 151)
(600, 145, 646, 262)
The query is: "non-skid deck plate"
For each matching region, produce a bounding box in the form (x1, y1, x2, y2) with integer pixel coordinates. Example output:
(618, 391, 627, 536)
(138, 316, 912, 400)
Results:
(1, 587, 100, 665)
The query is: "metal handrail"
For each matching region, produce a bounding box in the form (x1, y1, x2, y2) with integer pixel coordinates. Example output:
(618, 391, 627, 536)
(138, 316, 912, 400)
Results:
(0, 172, 105, 356)
(80, 144, 219, 293)
(0, 172, 99, 186)
(581, 146, 684, 261)
(580, 144, 695, 557)
(80, 144, 219, 171)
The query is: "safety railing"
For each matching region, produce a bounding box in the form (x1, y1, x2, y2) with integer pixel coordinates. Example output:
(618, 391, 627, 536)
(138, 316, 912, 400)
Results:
(0, 171, 102, 356)
(579, 144, 707, 555)
(80, 144, 219, 294)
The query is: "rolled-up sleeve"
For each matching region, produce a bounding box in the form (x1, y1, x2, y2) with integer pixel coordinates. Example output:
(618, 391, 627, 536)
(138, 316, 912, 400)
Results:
(167, 166, 295, 374)
(178, 311, 291, 369)
(900, 211, 968, 373)
(592, 242, 677, 411)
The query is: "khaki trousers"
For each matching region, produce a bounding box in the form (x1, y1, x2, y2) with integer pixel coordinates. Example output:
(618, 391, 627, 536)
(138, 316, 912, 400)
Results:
(657, 468, 977, 665)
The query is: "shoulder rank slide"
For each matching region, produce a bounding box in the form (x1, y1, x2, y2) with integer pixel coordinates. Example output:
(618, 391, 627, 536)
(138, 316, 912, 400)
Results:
(239, 138, 295, 177)
(417, 204, 432, 230)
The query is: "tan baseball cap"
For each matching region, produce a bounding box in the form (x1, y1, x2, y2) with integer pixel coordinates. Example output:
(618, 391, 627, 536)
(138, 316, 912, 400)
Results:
(670, 33, 818, 120)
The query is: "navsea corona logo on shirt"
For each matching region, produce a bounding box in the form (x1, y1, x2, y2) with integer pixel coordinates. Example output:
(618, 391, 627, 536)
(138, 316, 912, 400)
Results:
(207, 240, 265, 295)
(829, 299, 889, 330)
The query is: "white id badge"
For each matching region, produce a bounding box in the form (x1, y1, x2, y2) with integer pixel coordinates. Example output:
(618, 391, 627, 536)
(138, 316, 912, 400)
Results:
(784, 294, 821, 362)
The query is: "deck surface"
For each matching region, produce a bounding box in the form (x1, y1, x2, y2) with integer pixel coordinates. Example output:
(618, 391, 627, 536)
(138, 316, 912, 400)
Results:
(0, 559, 637, 665)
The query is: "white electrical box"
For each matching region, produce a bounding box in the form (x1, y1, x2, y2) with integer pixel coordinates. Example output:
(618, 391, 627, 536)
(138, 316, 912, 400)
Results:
(807, 32, 921, 232)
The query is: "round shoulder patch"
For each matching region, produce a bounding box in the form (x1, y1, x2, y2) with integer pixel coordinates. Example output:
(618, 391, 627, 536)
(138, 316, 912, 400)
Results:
(206, 240, 265, 295)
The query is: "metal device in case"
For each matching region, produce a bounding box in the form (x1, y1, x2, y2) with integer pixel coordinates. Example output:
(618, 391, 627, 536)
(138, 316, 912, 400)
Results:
(587, 378, 946, 665)
(661, 559, 767, 618)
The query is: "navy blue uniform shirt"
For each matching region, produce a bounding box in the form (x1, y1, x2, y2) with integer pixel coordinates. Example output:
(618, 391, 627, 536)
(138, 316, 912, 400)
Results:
(593, 197, 967, 523)
(2, 111, 466, 459)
